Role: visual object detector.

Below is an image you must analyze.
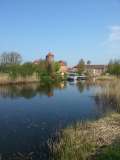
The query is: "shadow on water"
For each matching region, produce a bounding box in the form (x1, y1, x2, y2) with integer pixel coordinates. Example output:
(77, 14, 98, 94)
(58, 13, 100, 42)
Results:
(0, 80, 117, 160)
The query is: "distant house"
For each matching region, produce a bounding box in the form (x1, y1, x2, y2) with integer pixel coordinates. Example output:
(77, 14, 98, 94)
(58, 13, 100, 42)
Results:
(72, 64, 107, 76)
(58, 60, 68, 74)
(85, 65, 107, 76)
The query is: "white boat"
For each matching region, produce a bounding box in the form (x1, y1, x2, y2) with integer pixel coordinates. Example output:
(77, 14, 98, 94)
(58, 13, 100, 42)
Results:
(67, 73, 87, 81)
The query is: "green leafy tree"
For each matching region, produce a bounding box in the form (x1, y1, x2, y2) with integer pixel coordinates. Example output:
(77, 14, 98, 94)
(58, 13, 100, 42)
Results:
(87, 60, 91, 65)
(108, 59, 120, 76)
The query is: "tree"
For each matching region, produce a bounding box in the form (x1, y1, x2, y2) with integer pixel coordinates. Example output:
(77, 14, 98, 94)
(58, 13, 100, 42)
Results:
(77, 59, 85, 75)
(0, 52, 22, 65)
(107, 59, 120, 76)
(87, 60, 91, 65)
(54, 62, 60, 72)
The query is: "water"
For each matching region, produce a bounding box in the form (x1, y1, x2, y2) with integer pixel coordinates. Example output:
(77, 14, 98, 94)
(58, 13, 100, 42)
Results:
(0, 81, 106, 158)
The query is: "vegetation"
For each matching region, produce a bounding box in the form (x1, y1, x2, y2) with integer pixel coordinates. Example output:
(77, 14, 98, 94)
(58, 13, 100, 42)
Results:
(50, 80, 120, 160)
(0, 52, 22, 65)
(87, 60, 91, 65)
(50, 113, 120, 160)
(77, 59, 85, 75)
(95, 79, 120, 112)
(0, 52, 64, 84)
(107, 59, 120, 76)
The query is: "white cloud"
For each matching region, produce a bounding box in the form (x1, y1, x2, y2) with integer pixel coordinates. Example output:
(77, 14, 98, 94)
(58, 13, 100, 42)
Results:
(102, 25, 120, 47)
(101, 25, 120, 59)
(108, 26, 120, 42)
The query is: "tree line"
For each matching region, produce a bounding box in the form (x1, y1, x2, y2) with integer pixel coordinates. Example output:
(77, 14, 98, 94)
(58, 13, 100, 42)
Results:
(0, 52, 62, 83)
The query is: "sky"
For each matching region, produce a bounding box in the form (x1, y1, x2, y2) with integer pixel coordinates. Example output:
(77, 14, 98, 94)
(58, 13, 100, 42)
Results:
(0, 0, 120, 66)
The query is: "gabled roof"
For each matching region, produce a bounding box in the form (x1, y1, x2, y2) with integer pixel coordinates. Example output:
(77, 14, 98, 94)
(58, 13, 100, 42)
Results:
(58, 60, 67, 66)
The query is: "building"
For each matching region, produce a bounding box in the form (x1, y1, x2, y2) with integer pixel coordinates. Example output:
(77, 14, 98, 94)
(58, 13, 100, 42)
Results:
(58, 60, 68, 74)
(72, 64, 107, 76)
(85, 65, 107, 76)
(46, 52, 54, 64)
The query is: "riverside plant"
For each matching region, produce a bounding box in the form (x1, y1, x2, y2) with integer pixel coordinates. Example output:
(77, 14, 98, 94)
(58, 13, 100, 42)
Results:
(49, 113, 120, 160)
(49, 79, 120, 160)
(96, 79, 120, 112)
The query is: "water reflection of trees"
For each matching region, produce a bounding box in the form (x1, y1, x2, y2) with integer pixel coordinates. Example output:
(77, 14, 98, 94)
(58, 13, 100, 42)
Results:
(76, 80, 116, 115)
(0, 82, 67, 99)
(76, 80, 106, 93)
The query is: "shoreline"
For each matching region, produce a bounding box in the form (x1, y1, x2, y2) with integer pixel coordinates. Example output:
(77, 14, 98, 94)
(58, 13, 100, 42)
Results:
(0, 79, 40, 86)
(51, 112, 120, 160)
(0, 73, 40, 86)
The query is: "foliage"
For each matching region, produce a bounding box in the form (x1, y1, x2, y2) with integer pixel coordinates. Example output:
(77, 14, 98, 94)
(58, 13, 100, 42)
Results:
(107, 59, 120, 76)
(77, 59, 85, 75)
(0, 52, 64, 84)
(94, 139, 120, 160)
(96, 79, 120, 112)
(87, 60, 91, 65)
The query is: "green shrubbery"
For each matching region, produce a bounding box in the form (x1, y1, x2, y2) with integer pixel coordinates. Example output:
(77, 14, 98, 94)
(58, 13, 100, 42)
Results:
(107, 59, 120, 76)
(0, 53, 64, 83)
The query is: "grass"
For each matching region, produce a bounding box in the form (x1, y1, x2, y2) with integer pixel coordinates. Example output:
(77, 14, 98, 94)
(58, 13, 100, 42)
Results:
(50, 113, 120, 160)
(95, 79, 120, 112)
(0, 73, 40, 85)
(93, 140, 120, 160)
(96, 75, 116, 81)
(50, 79, 120, 160)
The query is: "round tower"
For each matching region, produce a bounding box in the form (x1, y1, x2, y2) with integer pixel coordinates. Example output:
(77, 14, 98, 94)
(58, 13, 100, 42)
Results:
(46, 52, 54, 64)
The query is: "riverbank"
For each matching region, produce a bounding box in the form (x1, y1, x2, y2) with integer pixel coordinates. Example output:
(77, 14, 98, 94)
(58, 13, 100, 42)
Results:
(0, 73, 40, 85)
(96, 75, 117, 81)
(51, 113, 120, 160)
(51, 79, 120, 160)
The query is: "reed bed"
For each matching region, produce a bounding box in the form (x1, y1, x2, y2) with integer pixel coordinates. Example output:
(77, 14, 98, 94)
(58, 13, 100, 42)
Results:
(50, 79, 120, 160)
(96, 79, 120, 112)
(50, 113, 120, 160)
(0, 73, 39, 85)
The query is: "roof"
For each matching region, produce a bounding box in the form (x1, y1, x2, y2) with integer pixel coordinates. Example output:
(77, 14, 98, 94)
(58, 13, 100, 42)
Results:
(85, 65, 107, 69)
(59, 60, 67, 66)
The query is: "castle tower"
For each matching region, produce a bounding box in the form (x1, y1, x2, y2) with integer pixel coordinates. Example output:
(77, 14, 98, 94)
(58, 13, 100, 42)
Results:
(46, 52, 54, 64)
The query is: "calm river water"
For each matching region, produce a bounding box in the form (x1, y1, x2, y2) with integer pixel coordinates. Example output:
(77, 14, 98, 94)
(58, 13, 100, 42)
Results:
(0, 81, 110, 159)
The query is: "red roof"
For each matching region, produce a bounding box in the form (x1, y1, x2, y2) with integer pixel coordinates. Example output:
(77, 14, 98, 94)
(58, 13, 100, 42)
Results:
(59, 60, 67, 66)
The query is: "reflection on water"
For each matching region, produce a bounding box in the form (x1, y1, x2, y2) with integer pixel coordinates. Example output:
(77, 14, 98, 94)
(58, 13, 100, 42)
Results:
(0, 82, 67, 99)
(0, 80, 113, 159)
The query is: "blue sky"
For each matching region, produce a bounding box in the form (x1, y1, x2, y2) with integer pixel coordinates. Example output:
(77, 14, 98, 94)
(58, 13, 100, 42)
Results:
(0, 0, 120, 66)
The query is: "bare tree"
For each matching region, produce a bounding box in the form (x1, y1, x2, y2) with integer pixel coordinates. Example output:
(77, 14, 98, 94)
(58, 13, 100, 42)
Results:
(0, 52, 22, 65)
